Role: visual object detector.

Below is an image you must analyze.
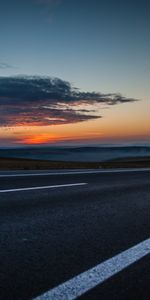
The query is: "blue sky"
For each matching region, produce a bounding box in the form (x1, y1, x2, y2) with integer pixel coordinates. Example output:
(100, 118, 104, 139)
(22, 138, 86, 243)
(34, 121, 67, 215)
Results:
(0, 0, 149, 94)
(0, 0, 150, 146)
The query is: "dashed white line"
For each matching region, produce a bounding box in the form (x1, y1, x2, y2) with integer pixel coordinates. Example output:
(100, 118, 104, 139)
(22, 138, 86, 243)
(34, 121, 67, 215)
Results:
(34, 237, 150, 300)
(0, 183, 87, 193)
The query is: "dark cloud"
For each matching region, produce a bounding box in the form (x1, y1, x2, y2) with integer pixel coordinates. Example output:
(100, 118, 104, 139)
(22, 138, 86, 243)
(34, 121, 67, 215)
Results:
(0, 75, 137, 127)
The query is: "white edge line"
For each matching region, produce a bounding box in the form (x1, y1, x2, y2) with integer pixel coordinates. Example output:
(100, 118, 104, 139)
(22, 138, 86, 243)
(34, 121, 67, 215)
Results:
(0, 168, 150, 177)
(0, 183, 87, 193)
(34, 237, 150, 300)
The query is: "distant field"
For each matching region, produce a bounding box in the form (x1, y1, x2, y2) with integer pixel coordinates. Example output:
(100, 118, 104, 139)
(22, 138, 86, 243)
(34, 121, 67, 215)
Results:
(0, 156, 150, 170)
(0, 145, 150, 162)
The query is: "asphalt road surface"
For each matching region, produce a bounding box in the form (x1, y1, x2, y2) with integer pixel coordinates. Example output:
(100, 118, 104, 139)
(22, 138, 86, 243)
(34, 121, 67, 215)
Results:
(0, 168, 150, 300)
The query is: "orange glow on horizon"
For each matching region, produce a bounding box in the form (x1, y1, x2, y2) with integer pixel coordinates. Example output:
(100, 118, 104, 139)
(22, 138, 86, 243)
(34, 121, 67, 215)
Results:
(0, 98, 150, 146)
(20, 133, 58, 145)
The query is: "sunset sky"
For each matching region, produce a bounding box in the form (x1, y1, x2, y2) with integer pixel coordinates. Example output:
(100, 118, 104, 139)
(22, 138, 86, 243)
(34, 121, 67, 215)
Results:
(0, 0, 150, 147)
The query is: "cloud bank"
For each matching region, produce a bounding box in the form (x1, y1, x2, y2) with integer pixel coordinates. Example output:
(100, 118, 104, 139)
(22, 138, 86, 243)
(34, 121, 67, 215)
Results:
(0, 75, 137, 127)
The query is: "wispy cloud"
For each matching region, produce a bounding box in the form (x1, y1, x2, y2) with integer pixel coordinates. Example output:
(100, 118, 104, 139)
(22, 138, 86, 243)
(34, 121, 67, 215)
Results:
(0, 75, 137, 127)
(34, 0, 61, 12)
(35, 0, 61, 5)
(0, 62, 15, 69)
(33, 0, 62, 21)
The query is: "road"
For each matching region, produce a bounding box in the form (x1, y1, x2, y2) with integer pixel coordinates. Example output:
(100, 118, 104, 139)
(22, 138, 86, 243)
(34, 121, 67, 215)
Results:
(0, 169, 150, 299)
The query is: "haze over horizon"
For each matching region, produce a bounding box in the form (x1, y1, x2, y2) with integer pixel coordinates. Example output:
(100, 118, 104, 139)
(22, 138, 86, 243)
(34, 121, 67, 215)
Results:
(0, 0, 150, 147)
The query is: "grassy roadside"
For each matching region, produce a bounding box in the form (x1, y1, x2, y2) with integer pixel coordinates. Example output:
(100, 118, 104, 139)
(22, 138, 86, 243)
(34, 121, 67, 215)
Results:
(0, 157, 150, 170)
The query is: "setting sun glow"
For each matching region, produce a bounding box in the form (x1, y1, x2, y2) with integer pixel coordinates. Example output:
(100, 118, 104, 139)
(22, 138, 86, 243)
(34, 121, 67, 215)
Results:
(21, 134, 58, 145)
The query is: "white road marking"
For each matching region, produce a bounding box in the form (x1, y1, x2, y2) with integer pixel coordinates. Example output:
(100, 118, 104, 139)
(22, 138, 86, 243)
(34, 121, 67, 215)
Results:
(0, 183, 87, 193)
(0, 168, 150, 177)
(34, 237, 150, 300)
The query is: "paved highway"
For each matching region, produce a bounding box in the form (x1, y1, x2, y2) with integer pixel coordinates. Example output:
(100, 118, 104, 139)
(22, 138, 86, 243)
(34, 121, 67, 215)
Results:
(0, 169, 150, 299)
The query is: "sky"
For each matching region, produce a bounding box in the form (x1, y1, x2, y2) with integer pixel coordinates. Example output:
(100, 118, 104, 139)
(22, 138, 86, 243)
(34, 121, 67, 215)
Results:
(0, 0, 150, 147)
